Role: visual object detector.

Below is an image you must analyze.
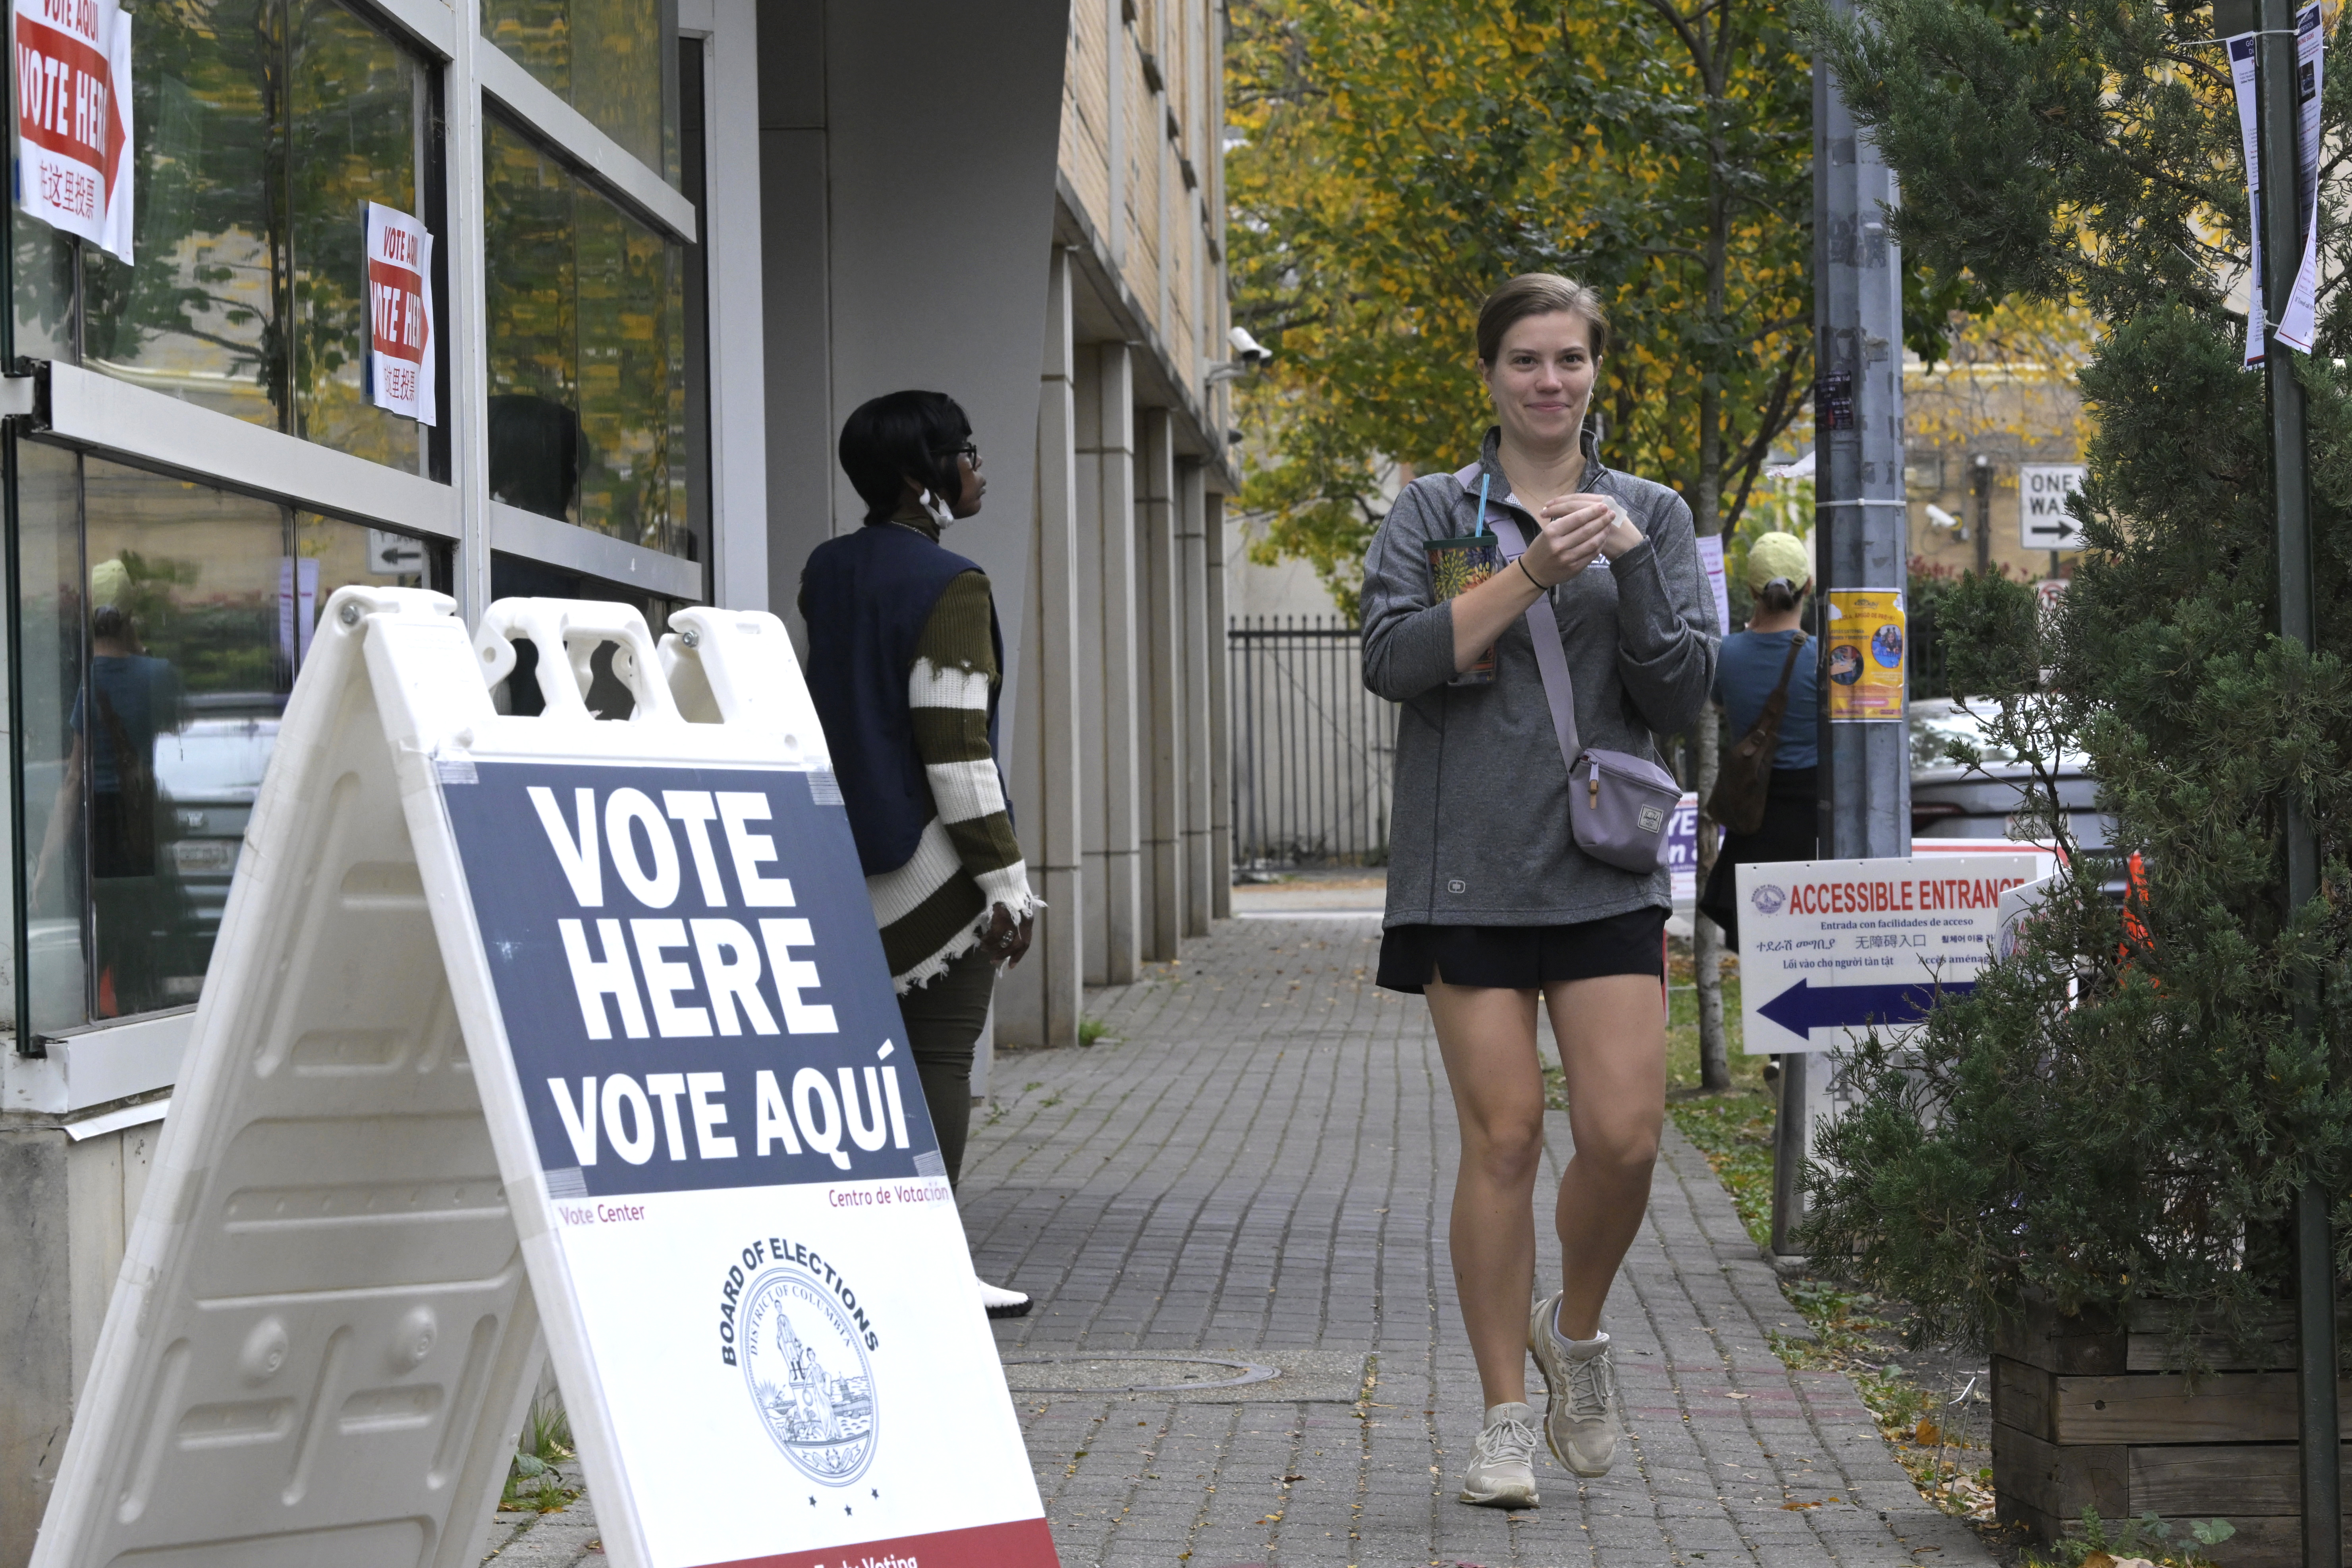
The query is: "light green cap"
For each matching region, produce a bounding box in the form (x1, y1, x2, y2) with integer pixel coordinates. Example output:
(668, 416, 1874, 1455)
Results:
(1745, 531, 1811, 592)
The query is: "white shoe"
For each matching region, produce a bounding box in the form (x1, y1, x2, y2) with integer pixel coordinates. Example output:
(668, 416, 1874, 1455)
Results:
(977, 1278, 1032, 1319)
(1457, 1401, 1540, 1508)
(1529, 1292, 1620, 1477)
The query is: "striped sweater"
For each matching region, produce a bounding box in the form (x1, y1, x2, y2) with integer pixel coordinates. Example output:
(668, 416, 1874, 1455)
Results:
(865, 569, 1038, 991)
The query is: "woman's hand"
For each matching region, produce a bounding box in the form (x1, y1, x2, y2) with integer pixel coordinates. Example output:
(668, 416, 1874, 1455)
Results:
(1524, 496, 1619, 584)
(1535, 494, 1643, 563)
(983, 903, 1035, 968)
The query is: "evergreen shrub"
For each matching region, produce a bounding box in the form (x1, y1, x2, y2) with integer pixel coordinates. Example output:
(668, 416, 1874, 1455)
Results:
(1793, 0, 2352, 1360)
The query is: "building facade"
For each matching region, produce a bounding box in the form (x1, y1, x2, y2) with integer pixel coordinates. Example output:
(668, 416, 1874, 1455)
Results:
(0, 0, 1235, 1554)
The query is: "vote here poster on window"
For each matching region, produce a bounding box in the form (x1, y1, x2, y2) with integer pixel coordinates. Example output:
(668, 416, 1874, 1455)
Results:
(13, 0, 133, 260)
(365, 202, 436, 424)
(438, 758, 1056, 1568)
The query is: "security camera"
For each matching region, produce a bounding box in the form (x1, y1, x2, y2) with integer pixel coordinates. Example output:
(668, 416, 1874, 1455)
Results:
(1229, 326, 1272, 365)
(1925, 503, 1960, 529)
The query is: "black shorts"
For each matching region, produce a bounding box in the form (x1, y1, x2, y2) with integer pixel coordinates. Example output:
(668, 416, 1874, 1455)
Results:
(1375, 906, 1667, 994)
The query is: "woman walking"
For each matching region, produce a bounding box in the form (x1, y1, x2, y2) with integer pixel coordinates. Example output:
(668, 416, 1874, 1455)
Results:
(1360, 274, 1717, 1506)
(800, 389, 1040, 1318)
(1698, 533, 1819, 950)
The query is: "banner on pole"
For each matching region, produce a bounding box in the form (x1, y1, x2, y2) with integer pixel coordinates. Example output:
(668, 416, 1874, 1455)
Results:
(12, 0, 133, 261)
(2230, 3, 2324, 363)
(365, 201, 436, 424)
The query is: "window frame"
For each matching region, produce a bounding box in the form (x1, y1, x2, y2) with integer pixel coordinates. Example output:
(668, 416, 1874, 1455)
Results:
(2, 0, 751, 1057)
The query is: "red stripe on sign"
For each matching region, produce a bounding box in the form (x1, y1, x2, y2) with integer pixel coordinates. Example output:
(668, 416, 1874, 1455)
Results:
(692, 1515, 1059, 1568)
(14, 16, 115, 167)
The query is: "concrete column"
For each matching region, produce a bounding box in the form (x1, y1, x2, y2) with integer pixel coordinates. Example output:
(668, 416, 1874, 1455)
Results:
(1205, 489, 1233, 919)
(1075, 343, 1140, 984)
(0, 1119, 159, 1566)
(1176, 459, 1214, 937)
(999, 249, 1086, 1050)
(1136, 409, 1184, 962)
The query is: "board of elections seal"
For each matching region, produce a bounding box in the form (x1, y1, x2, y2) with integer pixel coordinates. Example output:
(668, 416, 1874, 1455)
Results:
(740, 1265, 877, 1484)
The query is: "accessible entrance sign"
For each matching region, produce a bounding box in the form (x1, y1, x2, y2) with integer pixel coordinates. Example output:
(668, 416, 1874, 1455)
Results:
(32, 591, 1056, 1568)
(1737, 850, 2051, 1054)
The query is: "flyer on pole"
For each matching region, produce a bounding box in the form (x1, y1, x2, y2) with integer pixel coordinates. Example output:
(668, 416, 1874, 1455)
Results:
(1823, 589, 1905, 722)
(12, 0, 134, 260)
(2230, 3, 2325, 362)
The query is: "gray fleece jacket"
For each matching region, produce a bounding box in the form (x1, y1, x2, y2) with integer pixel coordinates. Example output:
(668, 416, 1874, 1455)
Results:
(1360, 428, 1718, 928)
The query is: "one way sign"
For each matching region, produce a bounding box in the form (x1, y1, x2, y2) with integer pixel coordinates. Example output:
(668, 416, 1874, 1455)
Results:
(2018, 463, 2087, 550)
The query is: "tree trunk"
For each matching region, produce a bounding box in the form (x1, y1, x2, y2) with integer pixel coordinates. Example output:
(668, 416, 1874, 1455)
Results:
(1693, 724, 1730, 1090)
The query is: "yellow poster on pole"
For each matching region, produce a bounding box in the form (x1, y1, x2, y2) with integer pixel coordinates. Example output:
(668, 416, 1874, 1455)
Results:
(1825, 588, 1906, 721)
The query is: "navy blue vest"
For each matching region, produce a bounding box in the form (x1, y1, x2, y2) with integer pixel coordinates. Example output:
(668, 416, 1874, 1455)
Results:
(800, 523, 1005, 876)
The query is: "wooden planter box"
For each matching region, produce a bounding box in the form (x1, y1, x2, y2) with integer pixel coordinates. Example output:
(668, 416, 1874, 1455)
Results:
(1991, 1300, 2352, 1566)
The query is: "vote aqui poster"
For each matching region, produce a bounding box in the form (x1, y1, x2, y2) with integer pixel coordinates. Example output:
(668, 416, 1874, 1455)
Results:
(438, 758, 1055, 1568)
(13, 0, 133, 260)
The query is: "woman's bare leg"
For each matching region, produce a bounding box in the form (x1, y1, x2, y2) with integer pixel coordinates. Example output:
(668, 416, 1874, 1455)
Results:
(1425, 979, 1546, 1409)
(1542, 974, 1667, 1340)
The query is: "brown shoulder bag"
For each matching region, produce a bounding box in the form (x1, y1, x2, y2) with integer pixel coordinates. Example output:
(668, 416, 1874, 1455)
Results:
(1704, 631, 1807, 837)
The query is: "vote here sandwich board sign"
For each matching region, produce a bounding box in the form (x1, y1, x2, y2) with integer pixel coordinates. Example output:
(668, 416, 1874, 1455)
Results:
(31, 591, 1055, 1568)
(1736, 851, 2051, 1054)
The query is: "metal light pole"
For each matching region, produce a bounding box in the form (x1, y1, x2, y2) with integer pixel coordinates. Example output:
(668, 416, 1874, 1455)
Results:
(1774, 14, 1911, 1261)
(2248, 0, 2339, 1559)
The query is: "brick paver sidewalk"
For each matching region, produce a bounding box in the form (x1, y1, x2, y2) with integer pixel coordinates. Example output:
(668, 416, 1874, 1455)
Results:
(964, 916, 1992, 1568)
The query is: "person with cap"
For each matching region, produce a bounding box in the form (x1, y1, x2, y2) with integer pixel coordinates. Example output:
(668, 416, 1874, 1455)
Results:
(1697, 530, 1819, 949)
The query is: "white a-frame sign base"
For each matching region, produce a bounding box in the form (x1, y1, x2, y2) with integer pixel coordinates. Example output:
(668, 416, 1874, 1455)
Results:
(33, 590, 1058, 1568)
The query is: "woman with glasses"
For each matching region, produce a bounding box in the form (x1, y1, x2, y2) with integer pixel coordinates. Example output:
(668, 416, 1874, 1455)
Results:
(799, 389, 1036, 1319)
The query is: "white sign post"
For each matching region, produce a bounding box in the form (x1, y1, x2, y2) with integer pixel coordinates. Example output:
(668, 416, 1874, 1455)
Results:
(365, 202, 437, 425)
(12, 0, 133, 260)
(33, 591, 1058, 1568)
(2018, 464, 2087, 551)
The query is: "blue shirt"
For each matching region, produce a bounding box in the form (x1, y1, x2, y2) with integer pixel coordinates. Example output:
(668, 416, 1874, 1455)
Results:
(1712, 629, 1817, 770)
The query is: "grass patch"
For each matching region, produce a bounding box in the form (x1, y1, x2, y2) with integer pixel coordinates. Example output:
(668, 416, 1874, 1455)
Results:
(500, 1392, 578, 1514)
(1078, 1016, 1112, 1046)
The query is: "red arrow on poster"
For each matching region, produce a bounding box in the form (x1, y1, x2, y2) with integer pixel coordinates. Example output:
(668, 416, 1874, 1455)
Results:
(13, 0, 133, 261)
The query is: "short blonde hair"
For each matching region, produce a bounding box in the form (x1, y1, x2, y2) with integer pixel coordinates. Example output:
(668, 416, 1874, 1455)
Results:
(1475, 273, 1610, 365)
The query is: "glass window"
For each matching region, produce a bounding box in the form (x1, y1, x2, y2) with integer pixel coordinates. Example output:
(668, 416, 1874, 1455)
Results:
(52, 0, 440, 475)
(484, 116, 694, 561)
(481, 0, 679, 183)
(17, 446, 448, 1037)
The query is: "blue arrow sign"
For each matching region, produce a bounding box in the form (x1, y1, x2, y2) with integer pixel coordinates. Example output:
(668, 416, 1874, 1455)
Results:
(1758, 976, 1977, 1037)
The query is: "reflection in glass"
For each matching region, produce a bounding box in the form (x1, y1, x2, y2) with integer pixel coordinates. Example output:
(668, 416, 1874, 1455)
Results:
(481, 0, 677, 182)
(19, 441, 86, 1038)
(289, 0, 429, 472)
(484, 117, 692, 559)
(83, 0, 281, 427)
(18, 450, 442, 1034)
(65, 0, 432, 475)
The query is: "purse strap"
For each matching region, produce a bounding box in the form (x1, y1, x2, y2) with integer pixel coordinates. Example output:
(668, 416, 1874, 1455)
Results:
(1480, 509, 1584, 774)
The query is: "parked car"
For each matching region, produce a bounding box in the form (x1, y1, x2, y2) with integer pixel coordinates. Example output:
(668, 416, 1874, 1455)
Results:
(1908, 697, 2112, 849)
(152, 696, 284, 999)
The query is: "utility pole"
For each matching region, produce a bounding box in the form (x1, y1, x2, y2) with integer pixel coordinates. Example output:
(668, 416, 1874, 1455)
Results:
(2246, 0, 2339, 1559)
(1775, 3, 1910, 1260)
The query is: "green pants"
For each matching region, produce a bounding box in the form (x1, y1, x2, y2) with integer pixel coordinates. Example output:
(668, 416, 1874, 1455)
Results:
(895, 945, 997, 1186)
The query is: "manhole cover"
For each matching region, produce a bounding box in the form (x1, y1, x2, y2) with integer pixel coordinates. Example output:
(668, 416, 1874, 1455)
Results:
(1000, 1354, 1280, 1394)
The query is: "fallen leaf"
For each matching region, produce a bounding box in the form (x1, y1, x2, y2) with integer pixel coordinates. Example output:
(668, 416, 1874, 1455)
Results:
(1782, 1501, 1819, 1511)
(1914, 1419, 1942, 1446)
(2111, 1560, 2158, 1568)
(2080, 1554, 2117, 1568)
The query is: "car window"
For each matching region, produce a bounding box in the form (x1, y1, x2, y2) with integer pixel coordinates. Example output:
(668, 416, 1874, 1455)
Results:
(154, 720, 281, 803)
(1909, 705, 2025, 771)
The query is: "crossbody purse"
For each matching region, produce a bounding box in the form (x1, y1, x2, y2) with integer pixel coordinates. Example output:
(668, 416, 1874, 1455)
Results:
(1455, 468, 1682, 875)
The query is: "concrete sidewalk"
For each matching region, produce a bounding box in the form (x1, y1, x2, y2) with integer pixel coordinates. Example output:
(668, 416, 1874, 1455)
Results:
(965, 916, 1992, 1568)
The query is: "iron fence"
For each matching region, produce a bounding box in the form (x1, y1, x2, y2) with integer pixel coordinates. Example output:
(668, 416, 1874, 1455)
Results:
(1227, 616, 1397, 866)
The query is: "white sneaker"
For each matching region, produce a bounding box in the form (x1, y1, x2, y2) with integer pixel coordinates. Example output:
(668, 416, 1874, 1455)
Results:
(977, 1278, 1032, 1319)
(1457, 1401, 1540, 1508)
(1528, 1292, 1620, 1477)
